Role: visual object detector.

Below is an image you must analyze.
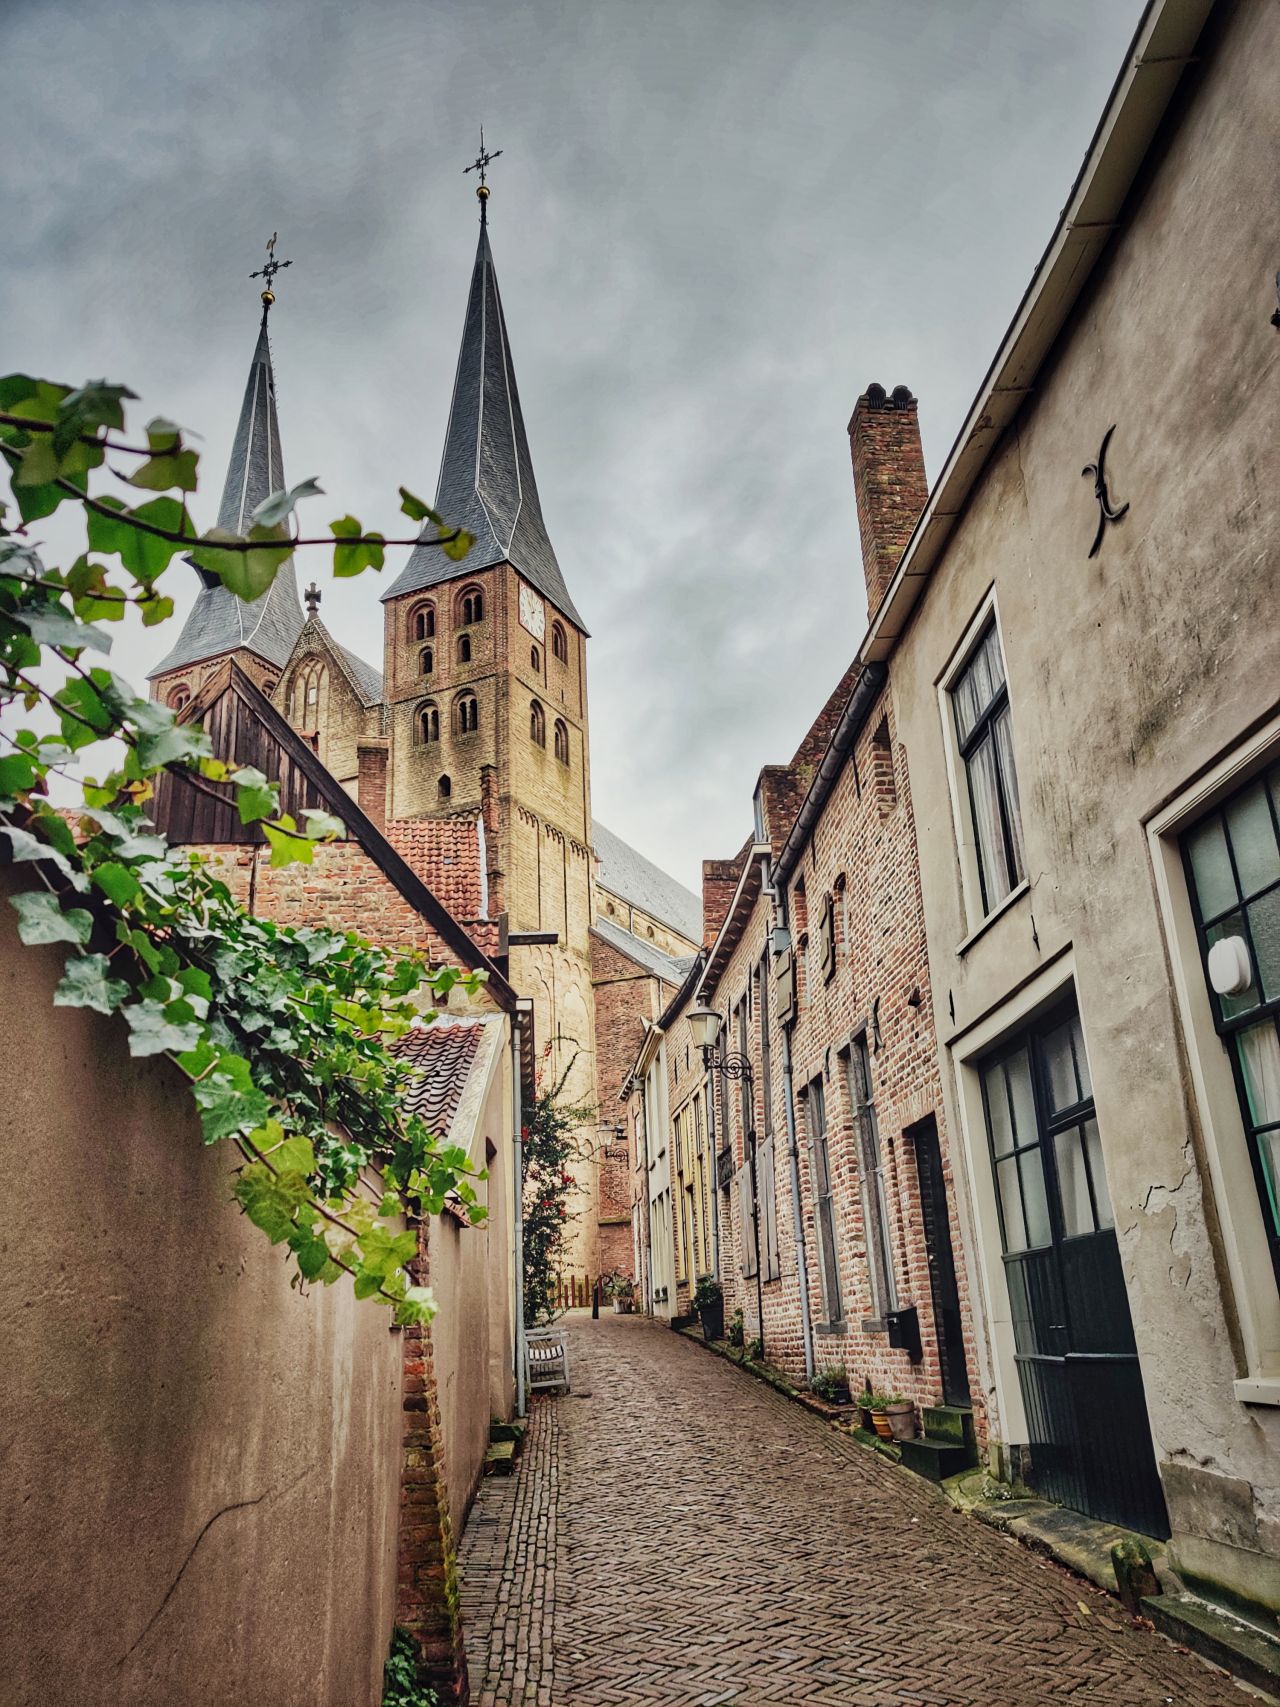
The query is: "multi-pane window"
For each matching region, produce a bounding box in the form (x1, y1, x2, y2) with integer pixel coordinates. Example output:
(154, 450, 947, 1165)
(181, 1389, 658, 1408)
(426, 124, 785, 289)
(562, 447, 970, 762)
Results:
(981, 1003, 1111, 1255)
(807, 1076, 842, 1323)
(844, 1037, 897, 1319)
(1183, 760, 1280, 1282)
(952, 621, 1025, 914)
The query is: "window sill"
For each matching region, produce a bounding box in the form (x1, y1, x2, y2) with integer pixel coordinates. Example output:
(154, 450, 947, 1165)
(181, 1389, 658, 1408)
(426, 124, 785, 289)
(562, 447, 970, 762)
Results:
(815, 1320, 846, 1337)
(1233, 1377, 1280, 1407)
(955, 879, 1030, 959)
(861, 1318, 888, 1335)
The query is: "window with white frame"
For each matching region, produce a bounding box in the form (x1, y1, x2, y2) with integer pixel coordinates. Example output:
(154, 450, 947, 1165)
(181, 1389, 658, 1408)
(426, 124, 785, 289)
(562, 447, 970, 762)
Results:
(1182, 758, 1280, 1287)
(950, 618, 1025, 915)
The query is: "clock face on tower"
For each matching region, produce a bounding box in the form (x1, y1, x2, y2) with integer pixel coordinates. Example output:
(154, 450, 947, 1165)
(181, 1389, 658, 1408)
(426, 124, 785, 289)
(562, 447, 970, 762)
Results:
(518, 584, 546, 640)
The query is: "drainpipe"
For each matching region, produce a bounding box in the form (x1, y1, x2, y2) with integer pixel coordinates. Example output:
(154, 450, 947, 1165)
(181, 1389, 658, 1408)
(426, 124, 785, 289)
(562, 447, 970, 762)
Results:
(704, 1058, 721, 1278)
(512, 1005, 527, 1418)
(769, 866, 816, 1384)
(637, 1073, 654, 1315)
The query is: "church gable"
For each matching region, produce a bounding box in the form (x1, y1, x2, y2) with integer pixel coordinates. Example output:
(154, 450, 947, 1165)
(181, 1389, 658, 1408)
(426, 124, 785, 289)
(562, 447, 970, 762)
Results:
(278, 612, 383, 792)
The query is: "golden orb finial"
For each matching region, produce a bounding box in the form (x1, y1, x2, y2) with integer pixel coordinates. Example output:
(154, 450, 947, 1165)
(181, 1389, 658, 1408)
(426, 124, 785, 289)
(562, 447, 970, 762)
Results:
(261, 288, 276, 306)
(476, 182, 491, 201)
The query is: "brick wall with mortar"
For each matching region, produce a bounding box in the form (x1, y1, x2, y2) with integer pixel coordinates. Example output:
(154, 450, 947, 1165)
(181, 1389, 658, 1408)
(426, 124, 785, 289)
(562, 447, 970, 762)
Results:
(848, 384, 929, 618)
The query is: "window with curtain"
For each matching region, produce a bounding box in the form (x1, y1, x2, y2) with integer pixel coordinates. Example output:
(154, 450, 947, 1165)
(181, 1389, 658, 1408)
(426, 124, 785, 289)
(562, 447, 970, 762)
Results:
(1183, 758, 1280, 1283)
(843, 1036, 897, 1320)
(807, 1076, 842, 1322)
(951, 620, 1025, 914)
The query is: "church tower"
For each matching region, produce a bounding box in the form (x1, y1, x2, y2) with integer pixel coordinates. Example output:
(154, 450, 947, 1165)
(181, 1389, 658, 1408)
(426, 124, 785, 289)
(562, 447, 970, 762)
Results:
(381, 168, 599, 1242)
(148, 254, 304, 707)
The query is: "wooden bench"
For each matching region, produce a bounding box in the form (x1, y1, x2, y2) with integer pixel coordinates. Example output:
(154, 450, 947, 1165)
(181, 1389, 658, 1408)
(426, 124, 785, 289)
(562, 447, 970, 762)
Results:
(525, 1327, 570, 1395)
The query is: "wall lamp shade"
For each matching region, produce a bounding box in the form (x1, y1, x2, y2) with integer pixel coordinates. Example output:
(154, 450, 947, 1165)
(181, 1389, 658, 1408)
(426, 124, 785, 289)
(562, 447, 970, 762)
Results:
(1208, 934, 1253, 997)
(687, 1006, 724, 1052)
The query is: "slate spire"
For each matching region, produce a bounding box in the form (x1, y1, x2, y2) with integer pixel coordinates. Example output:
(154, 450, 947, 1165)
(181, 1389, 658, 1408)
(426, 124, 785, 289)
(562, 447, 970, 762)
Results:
(381, 202, 585, 631)
(149, 305, 304, 679)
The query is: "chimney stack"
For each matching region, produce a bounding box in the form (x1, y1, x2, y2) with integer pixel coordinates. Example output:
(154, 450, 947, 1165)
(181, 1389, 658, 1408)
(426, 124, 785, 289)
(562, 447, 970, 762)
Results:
(848, 384, 928, 618)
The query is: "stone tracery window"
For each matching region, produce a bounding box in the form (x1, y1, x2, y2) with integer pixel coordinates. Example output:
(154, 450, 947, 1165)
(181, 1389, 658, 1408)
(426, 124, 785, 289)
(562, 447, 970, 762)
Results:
(290, 661, 327, 730)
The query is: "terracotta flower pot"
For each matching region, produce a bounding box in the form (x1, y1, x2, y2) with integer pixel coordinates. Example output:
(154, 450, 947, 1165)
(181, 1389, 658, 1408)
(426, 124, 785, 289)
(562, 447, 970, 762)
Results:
(871, 1411, 894, 1441)
(886, 1402, 917, 1441)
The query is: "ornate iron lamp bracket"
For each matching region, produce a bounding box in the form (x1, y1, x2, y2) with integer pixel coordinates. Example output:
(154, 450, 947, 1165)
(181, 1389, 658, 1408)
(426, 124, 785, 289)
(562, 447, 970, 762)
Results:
(1082, 424, 1129, 559)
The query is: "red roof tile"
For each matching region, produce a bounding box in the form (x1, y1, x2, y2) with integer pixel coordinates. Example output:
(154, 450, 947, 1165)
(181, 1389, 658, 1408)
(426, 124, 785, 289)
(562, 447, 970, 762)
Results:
(386, 816, 484, 921)
(393, 1019, 485, 1141)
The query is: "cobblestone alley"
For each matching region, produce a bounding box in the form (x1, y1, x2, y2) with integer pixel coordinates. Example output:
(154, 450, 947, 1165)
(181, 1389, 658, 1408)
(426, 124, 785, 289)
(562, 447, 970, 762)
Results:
(458, 1314, 1245, 1707)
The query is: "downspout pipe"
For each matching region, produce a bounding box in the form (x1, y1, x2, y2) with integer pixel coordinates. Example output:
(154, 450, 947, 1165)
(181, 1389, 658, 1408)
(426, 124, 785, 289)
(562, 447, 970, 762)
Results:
(512, 1008, 527, 1417)
(770, 869, 815, 1385)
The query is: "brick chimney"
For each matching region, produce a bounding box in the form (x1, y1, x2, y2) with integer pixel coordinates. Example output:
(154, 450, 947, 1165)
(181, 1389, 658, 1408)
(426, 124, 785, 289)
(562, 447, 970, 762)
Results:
(702, 855, 743, 951)
(848, 383, 928, 618)
(356, 738, 388, 832)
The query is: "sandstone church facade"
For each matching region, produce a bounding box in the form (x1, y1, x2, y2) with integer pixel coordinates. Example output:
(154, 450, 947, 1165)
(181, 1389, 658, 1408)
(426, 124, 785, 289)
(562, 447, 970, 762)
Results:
(147, 194, 699, 1278)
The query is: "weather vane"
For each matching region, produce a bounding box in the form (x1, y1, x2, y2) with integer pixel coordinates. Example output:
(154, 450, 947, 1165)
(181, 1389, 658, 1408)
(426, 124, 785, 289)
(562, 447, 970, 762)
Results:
(464, 127, 502, 222)
(250, 232, 293, 314)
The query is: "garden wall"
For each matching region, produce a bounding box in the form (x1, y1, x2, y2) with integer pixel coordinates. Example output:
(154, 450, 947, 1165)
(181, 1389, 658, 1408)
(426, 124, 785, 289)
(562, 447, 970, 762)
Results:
(0, 861, 403, 1707)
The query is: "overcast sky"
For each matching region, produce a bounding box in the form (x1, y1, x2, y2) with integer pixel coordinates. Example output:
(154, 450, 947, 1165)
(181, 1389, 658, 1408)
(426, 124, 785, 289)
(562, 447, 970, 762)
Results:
(3, 0, 1145, 893)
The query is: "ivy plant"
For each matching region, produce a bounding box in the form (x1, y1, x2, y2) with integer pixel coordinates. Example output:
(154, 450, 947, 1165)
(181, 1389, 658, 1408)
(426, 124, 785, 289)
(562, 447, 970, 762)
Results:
(0, 372, 485, 1325)
(522, 1067, 594, 1327)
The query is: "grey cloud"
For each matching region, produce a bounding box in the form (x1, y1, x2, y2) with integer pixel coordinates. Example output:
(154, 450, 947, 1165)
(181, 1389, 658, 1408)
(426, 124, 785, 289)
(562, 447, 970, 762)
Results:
(2, 0, 1145, 889)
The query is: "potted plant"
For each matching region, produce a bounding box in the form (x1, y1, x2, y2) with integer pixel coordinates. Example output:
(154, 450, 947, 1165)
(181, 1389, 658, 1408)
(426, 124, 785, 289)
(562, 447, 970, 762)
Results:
(693, 1276, 725, 1342)
(854, 1389, 876, 1431)
(603, 1272, 635, 1314)
(810, 1365, 853, 1406)
(884, 1393, 917, 1441)
(868, 1391, 895, 1441)
(727, 1308, 745, 1349)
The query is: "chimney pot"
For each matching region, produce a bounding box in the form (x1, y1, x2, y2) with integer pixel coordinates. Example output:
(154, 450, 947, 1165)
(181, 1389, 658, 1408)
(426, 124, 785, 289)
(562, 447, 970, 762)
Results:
(848, 382, 928, 619)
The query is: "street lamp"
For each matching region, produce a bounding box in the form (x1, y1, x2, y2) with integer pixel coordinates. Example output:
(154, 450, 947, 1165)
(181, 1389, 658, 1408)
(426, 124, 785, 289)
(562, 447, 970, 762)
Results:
(687, 1005, 766, 1361)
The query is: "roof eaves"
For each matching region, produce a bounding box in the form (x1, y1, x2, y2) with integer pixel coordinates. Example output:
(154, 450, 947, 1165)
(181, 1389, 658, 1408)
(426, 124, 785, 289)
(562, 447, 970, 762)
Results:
(858, 0, 1212, 669)
(695, 841, 771, 1006)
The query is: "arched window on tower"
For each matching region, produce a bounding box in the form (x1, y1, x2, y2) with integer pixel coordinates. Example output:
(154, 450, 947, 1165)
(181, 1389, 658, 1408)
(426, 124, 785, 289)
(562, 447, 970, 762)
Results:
(458, 586, 484, 626)
(417, 701, 440, 744)
(419, 646, 433, 676)
(552, 622, 568, 664)
(438, 775, 452, 801)
(457, 633, 472, 665)
(455, 691, 478, 736)
(553, 718, 569, 765)
(167, 684, 191, 712)
(411, 603, 436, 642)
(530, 699, 546, 748)
(531, 644, 540, 672)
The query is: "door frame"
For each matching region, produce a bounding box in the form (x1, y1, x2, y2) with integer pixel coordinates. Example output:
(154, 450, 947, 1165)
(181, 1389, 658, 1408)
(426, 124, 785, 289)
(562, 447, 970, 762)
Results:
(911, 1114, 971, 1409)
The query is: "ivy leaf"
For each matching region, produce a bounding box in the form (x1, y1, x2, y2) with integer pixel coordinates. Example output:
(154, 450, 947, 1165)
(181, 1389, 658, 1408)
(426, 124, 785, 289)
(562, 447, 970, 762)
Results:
(55, 379, 135, 450)
(0, 823, 88, 890)
(251, 477, 324, 530)
(330, 515, 385, 578)
(272, 1135, 316, 1176)
(263, 819, 314, 869)
(52, 676, 115, 750)
(124, 996, 203, 1057)
(441, 528, 474, 563)
(127, 447, 199, 493)
(9, 890, 93, 946)
(90, 860, 142, 907)
(191, 526, 292, 602)
(231, 765, 279, 825)
(303, 808, 344, 841)
(399, 487, 440, 525)
(139, 593, 175, 627)
(12, 603, 112, 654)
(87, 495, 191, 582)
(192, 1054, 270, 1143)
(0, 451, 85, 522)
(0, 375, 70, 423)
(0, 753, 38, 795)
(393, 1285, 437, 1327)
(234, 1160, 310, 1243)
(53, 951, 129, 1014)
(129, 697, 213, 770)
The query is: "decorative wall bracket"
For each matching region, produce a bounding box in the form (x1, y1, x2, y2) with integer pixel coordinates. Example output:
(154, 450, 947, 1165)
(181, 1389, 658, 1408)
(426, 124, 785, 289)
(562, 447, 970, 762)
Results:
(1082, 424, 1129, 559)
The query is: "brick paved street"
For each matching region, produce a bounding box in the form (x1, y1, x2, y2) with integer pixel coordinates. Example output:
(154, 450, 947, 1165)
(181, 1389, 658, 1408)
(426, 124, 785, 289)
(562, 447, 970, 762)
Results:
(459, 1314, 1244, 1707)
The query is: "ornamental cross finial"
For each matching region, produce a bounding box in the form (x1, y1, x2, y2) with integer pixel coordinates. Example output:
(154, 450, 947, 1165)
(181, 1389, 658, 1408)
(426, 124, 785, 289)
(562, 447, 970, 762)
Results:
(305, 582, 321, 616)
(250, 232, 293, 312)
(464, 127, 502, 222)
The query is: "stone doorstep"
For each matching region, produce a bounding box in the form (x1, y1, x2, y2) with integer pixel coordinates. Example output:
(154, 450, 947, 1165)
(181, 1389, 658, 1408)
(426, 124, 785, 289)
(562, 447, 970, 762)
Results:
(1143, 1591, 1280, 1702)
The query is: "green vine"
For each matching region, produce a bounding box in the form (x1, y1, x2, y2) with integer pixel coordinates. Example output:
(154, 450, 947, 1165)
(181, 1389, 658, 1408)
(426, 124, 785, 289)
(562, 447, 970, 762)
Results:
(0, 371, 488, 1325)
(522, 1072, 593, 1327)
(381, 1627, 439, 1707)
